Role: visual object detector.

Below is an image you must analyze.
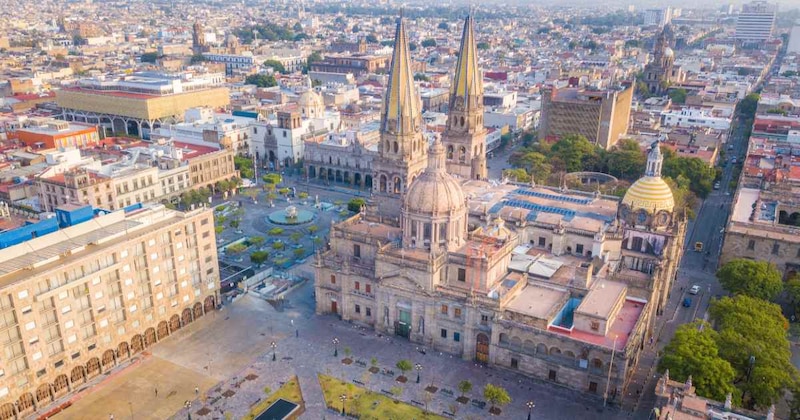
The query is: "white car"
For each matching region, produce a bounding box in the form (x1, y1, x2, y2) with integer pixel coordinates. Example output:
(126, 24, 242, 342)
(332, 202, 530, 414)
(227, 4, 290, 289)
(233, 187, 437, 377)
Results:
(689, 285, 700, 295)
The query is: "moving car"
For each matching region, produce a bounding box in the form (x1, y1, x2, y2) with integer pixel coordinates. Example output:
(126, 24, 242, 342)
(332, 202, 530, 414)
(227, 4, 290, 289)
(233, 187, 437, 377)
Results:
(682, 298, 692, 308)
(689, 285, 700, 295)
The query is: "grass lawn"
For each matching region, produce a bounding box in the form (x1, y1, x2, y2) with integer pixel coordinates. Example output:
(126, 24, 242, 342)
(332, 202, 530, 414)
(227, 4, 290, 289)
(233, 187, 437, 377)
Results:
(318, 374, 446, 420)
(243, 375, 304, 420)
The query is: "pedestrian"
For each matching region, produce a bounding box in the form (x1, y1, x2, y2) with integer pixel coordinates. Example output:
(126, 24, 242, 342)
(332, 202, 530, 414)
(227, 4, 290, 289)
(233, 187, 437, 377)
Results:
(195, 387, 199, 396)
(155, 388, 158, 397)
(296, 329, 299, 338)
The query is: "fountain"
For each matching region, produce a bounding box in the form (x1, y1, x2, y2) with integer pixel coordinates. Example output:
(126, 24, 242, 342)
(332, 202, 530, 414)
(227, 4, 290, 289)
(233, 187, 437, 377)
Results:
(267, 205, 314, 225)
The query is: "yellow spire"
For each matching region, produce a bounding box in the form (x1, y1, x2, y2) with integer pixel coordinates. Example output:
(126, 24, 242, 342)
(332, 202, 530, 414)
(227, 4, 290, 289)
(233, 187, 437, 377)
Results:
(450, 14, 483, 109)
(381, 14, 421, 136)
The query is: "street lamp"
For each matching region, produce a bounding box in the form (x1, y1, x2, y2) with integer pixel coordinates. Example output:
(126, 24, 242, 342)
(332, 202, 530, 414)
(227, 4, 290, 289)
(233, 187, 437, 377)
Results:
(415, 363, 422, 384)
(184, 400, 192, 420)
(333, 337, 339, 357)
(603, 334, 618, 408)
(339, 394, 347, 416)
(271, 341, 277, 361)
(526, 401, 535, 420)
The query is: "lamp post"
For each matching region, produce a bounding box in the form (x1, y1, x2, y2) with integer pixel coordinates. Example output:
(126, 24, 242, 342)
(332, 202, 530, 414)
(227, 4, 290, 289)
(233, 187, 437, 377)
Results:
(339, 394, 347, 416)
(526, 401, 535, 420)
(333, 337, 339, 357)
(184, 400, 192, 420)
(415, 363, 422, 384)
(603, 334, 618, 408)
(271, 341, 277, 361)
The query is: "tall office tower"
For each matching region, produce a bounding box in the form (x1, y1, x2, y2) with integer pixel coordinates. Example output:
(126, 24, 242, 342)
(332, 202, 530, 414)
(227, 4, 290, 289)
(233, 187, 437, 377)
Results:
(735, 1, 777, 45)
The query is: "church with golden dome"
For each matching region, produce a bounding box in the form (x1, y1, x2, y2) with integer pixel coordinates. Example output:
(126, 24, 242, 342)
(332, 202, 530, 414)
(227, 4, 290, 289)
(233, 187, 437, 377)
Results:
(315, 14, 686, 403)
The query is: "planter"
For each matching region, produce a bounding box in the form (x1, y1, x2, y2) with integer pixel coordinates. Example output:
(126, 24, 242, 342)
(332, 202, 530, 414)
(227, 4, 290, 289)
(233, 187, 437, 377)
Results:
(489, 407, 502, 415)
(342, 358, 353, 365)
(425, 386, 438, 394)
(456, 396, 469, 404)
(396, 375, 407, 383)
(368, 367, 379, 374)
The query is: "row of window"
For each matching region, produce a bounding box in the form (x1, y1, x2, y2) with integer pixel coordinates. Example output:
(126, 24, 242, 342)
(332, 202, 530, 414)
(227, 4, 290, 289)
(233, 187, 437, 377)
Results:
(746, 238, 800, 257)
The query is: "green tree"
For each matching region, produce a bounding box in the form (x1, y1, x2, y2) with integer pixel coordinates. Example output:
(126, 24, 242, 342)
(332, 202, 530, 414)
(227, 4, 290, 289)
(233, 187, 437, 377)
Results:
(307, 225, 319, 235)
(268, 227, 284, 236)
(244, 73, 277, 88)
(413, 73, 429, 82)
(190, 53, 207, 64)
(785, 276, 800, 312)
(365, 34, 378, 43)
(215, 225, 224, 235)
(234, 156, 255, 179)
(710, 295, 794, 409)
(347, 198, 366, 213)
(289, 231, 302, 244)
(716, 259, 783, 301)
(421, 39, 437, 48)
(658, 321, 737, 401)
(262, 173, 282, 185)
(249, 236, 265, 247)
(477, 42, 490, 50)
(457, 380, 472, 397)
(605, 142, 646, 181)
(549, 134, 601, 173)
(351, 25, 361, 33)
(229, 219, 240, 229)
(140, 52, 159, 63)
(738, 93, 760, 117)
(272, 241, 285, 251)
(227, 243, 247, 254)
(263, 59, 287, 74)
(624, 39, 640, 48)
(515, 151, 552, 183)
(293, 248, 305, 259)
(483, 384, 511, 413)
(661, 152, 717, 198)
(396, 359, 412, 379)
(249, 250, 269, 265)
(502, 168, 530, 183)
(668, 88, 688, 104)
(438, 22, 449, 31)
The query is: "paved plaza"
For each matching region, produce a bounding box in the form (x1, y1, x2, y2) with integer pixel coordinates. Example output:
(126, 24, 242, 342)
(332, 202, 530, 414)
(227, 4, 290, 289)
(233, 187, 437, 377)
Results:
(47, 278, 624, 420)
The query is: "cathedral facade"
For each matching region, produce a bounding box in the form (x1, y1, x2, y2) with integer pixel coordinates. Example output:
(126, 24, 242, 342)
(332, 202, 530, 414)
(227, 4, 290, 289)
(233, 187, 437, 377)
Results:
(643, 25, 686, 96)
(314, 15, 687, 402)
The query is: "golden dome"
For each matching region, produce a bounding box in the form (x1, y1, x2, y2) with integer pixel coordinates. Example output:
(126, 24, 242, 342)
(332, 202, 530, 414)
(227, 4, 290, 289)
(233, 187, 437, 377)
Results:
(622, 176, 674, 213)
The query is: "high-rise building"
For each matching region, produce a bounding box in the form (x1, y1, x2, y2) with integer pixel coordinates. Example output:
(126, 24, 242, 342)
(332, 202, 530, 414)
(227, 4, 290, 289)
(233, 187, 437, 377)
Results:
(643, 7, 673, 27)
(370, 15, 428, 223)
(787, 25, 800, 54)
(735, 1, 777, 45)
(0, 204, 220, 418)
(538, 84, 634, 150)
(441, 15, 487, 181)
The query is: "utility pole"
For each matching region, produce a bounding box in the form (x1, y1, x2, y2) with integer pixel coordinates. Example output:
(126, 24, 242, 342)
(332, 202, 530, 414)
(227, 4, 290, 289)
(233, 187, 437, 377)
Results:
(603, 334, 618, 408)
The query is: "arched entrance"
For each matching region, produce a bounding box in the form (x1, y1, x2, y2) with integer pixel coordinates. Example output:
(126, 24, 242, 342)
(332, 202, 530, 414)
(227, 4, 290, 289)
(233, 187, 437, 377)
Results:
(144, 327, 157, 347)
(204, 296, 216, 312)
(102, 349, 116, 367)
(475, 333, 490, 363)
(53, 374, 70, 397)
(70, 365, 86, 385)
(169, 314, 181, 332)
(130, 334, 144, 354)
(308, 166, 316, 178)
(193, 302, 204, 319)
(0, 403, 14, 420)
(17, 393, 35, 414)
(365, 175, 373, 189)
(157, 321, 169, 340)
(182, 308, 193, 326)
(354, 173, 362, 187)
(35, 383, 52, 404)
(118, 341, 130, 360)
(86, 357, 101, 378)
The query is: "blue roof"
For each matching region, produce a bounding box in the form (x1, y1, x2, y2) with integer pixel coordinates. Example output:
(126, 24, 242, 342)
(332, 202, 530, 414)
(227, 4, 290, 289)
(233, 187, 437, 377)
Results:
(512, 188, 592, 205)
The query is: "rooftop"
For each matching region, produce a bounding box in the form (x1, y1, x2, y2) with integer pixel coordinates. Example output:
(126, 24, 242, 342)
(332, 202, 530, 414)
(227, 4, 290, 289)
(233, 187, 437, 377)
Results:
(506, 283, 568, 320)
(549, 297, 645, 350)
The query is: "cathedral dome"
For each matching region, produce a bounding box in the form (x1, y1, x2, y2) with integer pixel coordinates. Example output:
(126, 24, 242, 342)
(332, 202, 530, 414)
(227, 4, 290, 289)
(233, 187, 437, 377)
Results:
(404, 139, 466, 216)
(664, 47, 674, 58)
(298, 89, 324, 109)
(622, 143, 674, 213)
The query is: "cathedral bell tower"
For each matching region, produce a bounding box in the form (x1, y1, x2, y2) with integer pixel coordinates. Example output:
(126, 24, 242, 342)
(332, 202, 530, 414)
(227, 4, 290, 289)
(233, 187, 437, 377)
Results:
(371, 13, 428, 224)
(442, 14, 487, 180)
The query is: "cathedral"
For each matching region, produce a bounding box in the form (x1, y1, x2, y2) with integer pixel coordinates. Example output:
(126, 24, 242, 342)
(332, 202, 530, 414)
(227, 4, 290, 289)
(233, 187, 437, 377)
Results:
(643, 25, 685, 96)
(314, 15, 687, 401)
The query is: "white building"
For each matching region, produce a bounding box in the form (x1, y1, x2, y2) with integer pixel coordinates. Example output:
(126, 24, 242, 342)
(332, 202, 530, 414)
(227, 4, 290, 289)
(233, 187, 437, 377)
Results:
(787, 25, 800, 54)
(644, 7, 673, 27)
(660, 108, 732, 130)
(735, 1, 777, 44)
(153, 108, 257, 154)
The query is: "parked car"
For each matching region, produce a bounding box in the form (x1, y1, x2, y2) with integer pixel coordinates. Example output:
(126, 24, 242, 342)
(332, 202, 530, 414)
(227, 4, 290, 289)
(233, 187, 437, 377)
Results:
(682, 298, 692, 308)
(713, 182, 721, 190)
(689, 285, 700, 295)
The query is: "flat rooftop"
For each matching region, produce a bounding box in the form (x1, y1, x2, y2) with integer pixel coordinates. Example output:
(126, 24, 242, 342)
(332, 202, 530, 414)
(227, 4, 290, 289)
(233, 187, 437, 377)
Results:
(575, 281, 626, 319)
(549, 297, 645, 350)
(506, 283, 568, 320)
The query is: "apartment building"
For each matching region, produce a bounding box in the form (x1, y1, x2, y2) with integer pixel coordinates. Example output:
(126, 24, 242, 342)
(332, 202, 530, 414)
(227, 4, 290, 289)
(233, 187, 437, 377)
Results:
(0, 204, 219, 418)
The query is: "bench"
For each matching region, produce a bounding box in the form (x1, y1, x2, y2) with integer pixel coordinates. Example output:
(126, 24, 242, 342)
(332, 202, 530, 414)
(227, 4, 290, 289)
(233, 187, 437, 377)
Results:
(471, 400, 487, 409)
(381, 389, 392, 396)
(353, 379, 366, 386)
(441, 389, 454, 396)
(443, 411, 455, 417)
(411, 400, 424, 407)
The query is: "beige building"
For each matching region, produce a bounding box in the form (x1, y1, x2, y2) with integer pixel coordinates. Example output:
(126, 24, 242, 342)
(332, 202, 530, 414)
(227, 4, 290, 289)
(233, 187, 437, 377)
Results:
(315, 15, 687, 402)
(185, 147, 237, 191)
(39, 169, 117, 212)
(0, 204, 220, 418)
(539, 84, 633, 150)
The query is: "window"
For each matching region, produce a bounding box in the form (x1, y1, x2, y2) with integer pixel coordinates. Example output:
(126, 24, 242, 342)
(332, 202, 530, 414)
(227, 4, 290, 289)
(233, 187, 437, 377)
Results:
(330, 275, 336, 284)
(353, 244, 361, 258)
(453, 332, 460, 342)
(589, 382, 598, 393)
(590, 321, 600, 331)
(440, 328, 447, 338)
(365, 284, 371, 294)
(548, 370, 557, 381)
(457, 268, 466, 282)
(454, 308, 462, 318)
(772, 243, 780, 255)
(71, 352, 81, 360)
(355, 281, 360, 291)
(440, 305, 448, 315)
(576, 244, 584, 255)
(54, 360, 64, 368)
(747, 240, 755, 250)
(511, 358, 519, 369)
(538, 237, 546, 247)
(480, 314, 489, 325)
(365, 307, 371, 317)
(355, 304, 361, 314)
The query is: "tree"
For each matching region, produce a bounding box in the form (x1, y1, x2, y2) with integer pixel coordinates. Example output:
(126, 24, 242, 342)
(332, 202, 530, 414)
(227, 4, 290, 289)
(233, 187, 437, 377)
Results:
(140, 52, 159, 63)
(457, 380, 472, 397)
(290, 231, 303, 244)
(351, 25, 361, 33)
(624, 39, 640, 48)
(229, 219, 240, 229)
(347, 198, 366, 213)
(514, 151, 552, 183)
(438, 22, 449, 31)
(262, 173, 282, 185)
(215, 225, 224, 235)
(250, 250, 269, 265)
(304, 51, 323, 73)
(307, 225, 319, 235)
(244, 74, 277, 88)
(605, 146, 646, 181)
(272, 241, 285, 251)
(293, 248, 305, 259)
(409, 42, 418, 51)
(483, 384, 511, 413)
(190, 53, 207, 64)
(668, 88, 688, 104)
(268, 227, 284, 236)
(292, 22, 303, 32)
(227, 243, 247, 254)
(421, 39, 437, 48)
(477, 41, 490, 50)
(782, 70, 798, 77)
(263, 59, 287, 74)
(716, 259, 783, 301)
(786, 276, 800, 312)
(502, 168, 530, 183)
(738, 93, 760, 117)
(249, 236, 265, 247)
(661, 154, 717, 198)
(710, 295, 794, 409)
(658, 321, 737, 401)
(549, 134, 602, 173)
(413, 73, 429, 82)
(396, 359, 412, 379)
(365, 34, 378, 43)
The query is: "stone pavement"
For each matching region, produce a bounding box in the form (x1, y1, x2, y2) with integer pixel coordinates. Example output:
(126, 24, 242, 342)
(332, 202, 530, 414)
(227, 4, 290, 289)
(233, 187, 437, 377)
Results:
(166, 282, 623, 420)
